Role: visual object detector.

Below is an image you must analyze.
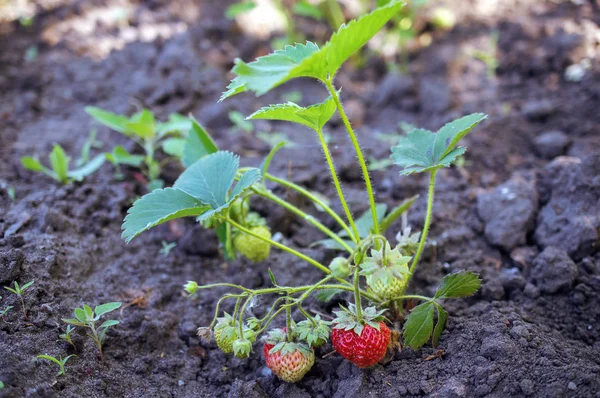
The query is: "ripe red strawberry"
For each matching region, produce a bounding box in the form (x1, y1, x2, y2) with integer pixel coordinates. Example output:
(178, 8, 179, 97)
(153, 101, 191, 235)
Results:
(263, 328, 314, 383)
(331, 304, 391, 368)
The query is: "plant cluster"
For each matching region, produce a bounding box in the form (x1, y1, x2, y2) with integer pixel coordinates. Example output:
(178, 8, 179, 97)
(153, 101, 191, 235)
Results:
(121, 2, 486, 383)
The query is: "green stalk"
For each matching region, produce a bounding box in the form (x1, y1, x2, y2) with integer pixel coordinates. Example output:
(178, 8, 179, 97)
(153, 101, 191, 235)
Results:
(264, 173, 354, 240)
(238, 295, 254, 338)
(252, 187, 353, 252)
(353, 266, 363, 323)
(407, 170, 437, 283)
(324, 0, 345, 30)
(285, 298, 293, 341)
(324, 80, 380, 235)
(315, 127, 360, 241)
(225, 217, 331, 275)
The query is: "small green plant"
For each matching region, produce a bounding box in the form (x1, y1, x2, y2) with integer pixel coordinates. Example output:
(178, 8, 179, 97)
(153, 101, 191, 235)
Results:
(21, 144, 105, 185)
(36, 354, 76, 377)
(58, 325, 76, 350)
(62, 302, 121, 364)
(4, 280, 34, 318)
(0, 296, 13, 318)
(159, 240, 177, 257)
(122, 2, 485, 382)
(86, 107, 192, 190)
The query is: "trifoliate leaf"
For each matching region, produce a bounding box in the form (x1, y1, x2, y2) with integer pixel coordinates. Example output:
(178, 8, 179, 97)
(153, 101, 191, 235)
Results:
(434, 271, 481, 299)
(68, 154, 105, 181)
(248, 95, 337, 131)
(220, 1, 402, 100)
(391, 113, 487, 175)
(403, 301, 434, 349)
(122, 188, 210, 243)
(174, 151, 261, 222)
(183, 117, 218, 167)
(432, 304, 447, 347)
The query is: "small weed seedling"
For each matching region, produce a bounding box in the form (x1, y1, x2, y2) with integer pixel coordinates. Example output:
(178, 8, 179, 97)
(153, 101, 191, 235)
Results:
(122, 2, 485, 382)
(86, 107, 192, 190)
(159, 240, 177, 257)
(21, 144, 105, 184)
(4, 280, 34, 319)
(62, 302, 121, 364)
(59, 325, 76, 350)
(0, 296, 13, 318)
(36, 354, 76, 377)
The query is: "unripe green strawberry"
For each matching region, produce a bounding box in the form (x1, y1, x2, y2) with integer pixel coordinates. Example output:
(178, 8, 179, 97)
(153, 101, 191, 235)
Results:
(214, 325, 236, 354)
(329, 257, 352, 278)
(233, 339, 252, 358)
(360, 241, 411, 300)
(233, 226, 272, 262)
(230, 198, 249, 224)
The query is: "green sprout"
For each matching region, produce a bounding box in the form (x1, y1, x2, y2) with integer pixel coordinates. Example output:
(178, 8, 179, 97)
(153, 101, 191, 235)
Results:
(58, 325, 76, 350)
(36, 354, 76, 377)
(120, 2, 485, 379)
(159, 240, 177, 257)
(62, 302, 122, 365)
(86, 107, 192, 190)
(21, 144, 105, 185)
(0, 296, 13, 318)
(3, 280, 34, 319)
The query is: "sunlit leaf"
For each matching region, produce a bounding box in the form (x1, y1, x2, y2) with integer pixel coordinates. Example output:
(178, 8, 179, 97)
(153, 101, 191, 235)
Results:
(49, 144, 70, 183)
(85, 107, 129, 133)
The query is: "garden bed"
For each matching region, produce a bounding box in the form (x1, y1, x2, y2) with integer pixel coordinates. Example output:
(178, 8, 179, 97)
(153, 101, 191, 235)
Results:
(0, 0, 599, 397)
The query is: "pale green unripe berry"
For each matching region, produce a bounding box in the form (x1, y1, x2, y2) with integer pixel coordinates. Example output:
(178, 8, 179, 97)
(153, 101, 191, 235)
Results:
(233, 339, 252, 358)
(329, 257, 352, 278)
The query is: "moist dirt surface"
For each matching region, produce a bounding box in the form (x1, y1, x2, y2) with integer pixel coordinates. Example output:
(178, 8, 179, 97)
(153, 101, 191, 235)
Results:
(1, 1, 599, 397)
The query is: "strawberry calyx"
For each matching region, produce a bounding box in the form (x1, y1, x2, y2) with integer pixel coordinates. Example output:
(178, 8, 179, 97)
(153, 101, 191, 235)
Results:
(395, 226, 421, 256)
(295, 315, 331, 348)
(332, 303, 387, 336)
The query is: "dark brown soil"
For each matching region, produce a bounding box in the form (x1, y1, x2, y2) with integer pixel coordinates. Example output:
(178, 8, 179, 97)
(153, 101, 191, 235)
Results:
(1, 1, 599, 397)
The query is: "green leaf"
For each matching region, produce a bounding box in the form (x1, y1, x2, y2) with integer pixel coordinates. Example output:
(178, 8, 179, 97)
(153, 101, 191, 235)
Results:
(403, 302, 434, 349)
(432, 304, 448, 347)
(434, 271, 481, 299)
(62, 318, 85, 326)
(391, 113, 487, 175)
(161, 138, 186, 157)
(83, 304, 94, 320)
(225, 1, 256, 19)
(106, 146, 144, 167)
(85, 107, 129, 133)
(68, 154, 105, 181)
(340, 203, 387, 238)
(125, 109, 155, 139)
(49, 144, 70, 183)
(94, 302, 122, 318)
(122, 188, 210, 243)
(37, 355, 62, 367)
(220, 2, 402, 101)
(293, 0, 324, 19)
(183, 117, 218, 167)
(21, 157, 43, 172)
(20, 281, 34, 291)
(74, 308, 87, 323)
(157, 113, 191, 137)
(380, 194, 419, 233)
(174, 151, 239, 208)
(247, 102, 309, 127)
(99, 320, 119, 328)
(325, 1, 402, 76)
(315, 288, 344, 302)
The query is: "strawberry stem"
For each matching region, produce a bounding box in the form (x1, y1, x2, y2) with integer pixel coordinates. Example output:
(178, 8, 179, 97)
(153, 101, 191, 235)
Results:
(406, 170, 437, 285)
(325, 79, 380, 236)
(315, 126, 360, 241)
(285, 298, 293, 342)
(353, 266, 363, 323)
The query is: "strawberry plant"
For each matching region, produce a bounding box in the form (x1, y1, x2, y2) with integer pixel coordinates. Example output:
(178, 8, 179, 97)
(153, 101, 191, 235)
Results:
(86, 107, 192, 190)
(21, 144, 105, 185)
(122, 2, 486, 382)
